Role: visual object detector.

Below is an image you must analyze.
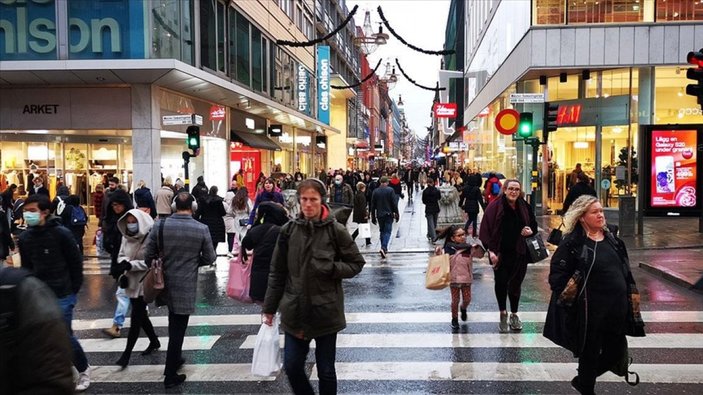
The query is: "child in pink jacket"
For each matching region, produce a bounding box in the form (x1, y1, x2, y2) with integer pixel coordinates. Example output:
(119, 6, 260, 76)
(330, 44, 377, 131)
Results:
(436, 225, 485, 330)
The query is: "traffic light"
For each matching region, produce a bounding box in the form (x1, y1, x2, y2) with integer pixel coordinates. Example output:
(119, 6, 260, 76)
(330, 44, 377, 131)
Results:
(543, 102, 559, 144)
(685, 48, 703, 106)
(186, 125, 200, 150)
(518, 112, 533, 138)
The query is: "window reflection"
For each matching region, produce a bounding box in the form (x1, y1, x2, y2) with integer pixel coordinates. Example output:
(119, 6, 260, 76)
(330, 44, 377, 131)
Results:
(568, 0, 643, 24)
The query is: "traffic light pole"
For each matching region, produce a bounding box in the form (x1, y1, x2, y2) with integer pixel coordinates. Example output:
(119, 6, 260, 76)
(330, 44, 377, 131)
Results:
(525, 138, 541, 208)
(182, 151, 193, 192)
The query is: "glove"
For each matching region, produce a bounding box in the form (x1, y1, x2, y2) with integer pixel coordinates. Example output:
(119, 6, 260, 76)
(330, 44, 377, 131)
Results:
(371, 217, 377, 225)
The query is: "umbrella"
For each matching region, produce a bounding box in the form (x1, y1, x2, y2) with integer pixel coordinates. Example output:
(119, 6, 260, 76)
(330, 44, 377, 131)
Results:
(481, 172, 506, 179)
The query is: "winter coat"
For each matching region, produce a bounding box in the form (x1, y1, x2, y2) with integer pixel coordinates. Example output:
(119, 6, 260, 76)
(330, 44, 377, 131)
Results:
(116, 209, 154, 298)
(223, 191, 236, 233)
(223, 192, 252, 237)
(352, 190, 368, 224)
(195, 195, 227, 243)
(543, 227, 645, 357)
(50, 186, 70, 214)
(263, 205, 366, 339)
(389, 177, 402, 196)
(0, 268, 74, 395)
(102, 189, 134, 267)
(419, 171, 428, 185)
(133, 186, 157, 218)
(459, 185, 484, 214)
(422, 185, 441, 215)
(370, 185, 398, 220)
(484, 176, 502, 204)
(92, 191, 104, 219)
(17, 216, 83, 298)
(191, 182, 209, 202)
(154, 186, 174, 215)
(329, 182, 354, 205)
(242, 222, 281, 302)
(143, 214, 217, 314)
(479, 195, 537, 257)
(248, 190, 285, 225)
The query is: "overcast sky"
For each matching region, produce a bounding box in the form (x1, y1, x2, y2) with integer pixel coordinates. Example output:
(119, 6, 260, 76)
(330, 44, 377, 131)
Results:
(347, 0, 451, 140)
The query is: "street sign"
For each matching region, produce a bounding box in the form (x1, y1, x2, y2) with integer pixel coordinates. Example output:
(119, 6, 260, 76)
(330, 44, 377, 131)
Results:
(509, 93, 545, 104)
(162, 114, 203, 126)
(495, 109, 519, 135)
(433, 103, 457, 118)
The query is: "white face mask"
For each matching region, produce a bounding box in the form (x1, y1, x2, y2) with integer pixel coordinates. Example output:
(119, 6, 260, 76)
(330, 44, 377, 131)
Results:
(126, 223, 139, 234)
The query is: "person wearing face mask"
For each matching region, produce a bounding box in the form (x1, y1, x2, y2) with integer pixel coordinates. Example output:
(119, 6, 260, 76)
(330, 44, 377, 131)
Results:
(329, 175, 353, 205)
(479, 179, 538, 334)
(113, 209, 160, 368)
(17, 194, 91, 392)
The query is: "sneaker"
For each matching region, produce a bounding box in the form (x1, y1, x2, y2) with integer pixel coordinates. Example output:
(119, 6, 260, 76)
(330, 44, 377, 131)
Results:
(75, 366, 91, 392)
(509, 313, 523, 331)
(379, 249, 387, 259)
(451, 318, 459, 329)
(499, 312, 509, 333)
(460, 308, 467, 321)
(101, 324, 120, 338)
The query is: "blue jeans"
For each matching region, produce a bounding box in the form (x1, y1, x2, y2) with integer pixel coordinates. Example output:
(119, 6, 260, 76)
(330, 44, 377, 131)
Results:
(426, 213, 438, 239)
(378, 215, 393, 252)
(113, 286, 130, 327)
(284, 332, 338, 395)
(58, 293, 89, 372)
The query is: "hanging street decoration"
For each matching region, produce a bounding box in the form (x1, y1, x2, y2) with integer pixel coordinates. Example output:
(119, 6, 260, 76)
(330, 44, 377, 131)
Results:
(395, 58, 446, 92)
(331, 59, 383, 90)
(277, 5, 358, 47)
(377, 6, 455, 56)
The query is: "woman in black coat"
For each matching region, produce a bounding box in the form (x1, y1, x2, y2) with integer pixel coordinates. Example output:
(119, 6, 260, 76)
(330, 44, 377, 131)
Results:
(459, 179, 485, 237)
(195, 186, 227, 252)
(350, 182, 371, 246)
(543, 195, 644, 394)
(241, 202, 289, 303)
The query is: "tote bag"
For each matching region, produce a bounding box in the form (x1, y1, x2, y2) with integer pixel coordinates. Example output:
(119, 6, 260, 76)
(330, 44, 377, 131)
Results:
(425, 253, 450, 290)
(525, 234, 549, 263)
(226, 237, 253, 303)
(358, 223, 371, 239)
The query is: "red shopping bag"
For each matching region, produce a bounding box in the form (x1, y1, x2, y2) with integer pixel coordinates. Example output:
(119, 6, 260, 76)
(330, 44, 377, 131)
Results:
(226, 238, 253, 303)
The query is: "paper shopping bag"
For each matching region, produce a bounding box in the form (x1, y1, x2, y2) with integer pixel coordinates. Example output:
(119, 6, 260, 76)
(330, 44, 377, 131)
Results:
(358, 223, 371, 239)
(425, 253, 450, 290)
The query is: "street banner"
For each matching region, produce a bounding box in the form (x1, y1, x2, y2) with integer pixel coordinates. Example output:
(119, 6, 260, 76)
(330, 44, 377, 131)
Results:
(317, 46, 330, 125)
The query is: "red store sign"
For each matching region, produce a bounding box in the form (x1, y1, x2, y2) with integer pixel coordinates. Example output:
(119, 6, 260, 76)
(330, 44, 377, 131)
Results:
(434, 103, 457, 118)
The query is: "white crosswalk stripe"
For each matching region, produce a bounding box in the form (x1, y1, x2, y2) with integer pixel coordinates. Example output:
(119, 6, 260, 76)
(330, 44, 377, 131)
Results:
(80, 336, 220, 353)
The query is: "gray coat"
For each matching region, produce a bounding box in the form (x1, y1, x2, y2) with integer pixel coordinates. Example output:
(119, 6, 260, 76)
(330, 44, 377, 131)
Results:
(144, 213, 216, 314)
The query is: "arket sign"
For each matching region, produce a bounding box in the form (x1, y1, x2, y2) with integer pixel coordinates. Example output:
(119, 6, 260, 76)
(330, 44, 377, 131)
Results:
(433, 103, 457, 118)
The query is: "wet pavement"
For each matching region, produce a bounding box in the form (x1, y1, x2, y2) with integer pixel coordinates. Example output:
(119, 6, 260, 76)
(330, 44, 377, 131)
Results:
(66, 189, 703, 394)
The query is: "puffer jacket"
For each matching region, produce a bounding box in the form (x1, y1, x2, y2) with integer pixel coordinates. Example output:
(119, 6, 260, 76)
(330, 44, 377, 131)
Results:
(223, 191, 237, 233)
(263, 205, 366, 339)
(17, 216, 83, 298)
(154, 186, 174, 215)
(116, 209, 154, 298)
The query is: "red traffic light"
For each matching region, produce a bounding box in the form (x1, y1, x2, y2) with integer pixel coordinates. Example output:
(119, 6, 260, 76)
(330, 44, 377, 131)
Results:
(687, 49, 703, 67)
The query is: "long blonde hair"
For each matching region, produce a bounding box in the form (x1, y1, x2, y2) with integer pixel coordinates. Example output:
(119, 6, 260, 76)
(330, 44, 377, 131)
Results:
(563, 195, 605, 234)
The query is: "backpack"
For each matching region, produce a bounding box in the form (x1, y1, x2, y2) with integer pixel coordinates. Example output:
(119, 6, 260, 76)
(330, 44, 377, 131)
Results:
(69, 205, 87, 227)
(56, 197, 66, 215)
(491, 181, 501, 196)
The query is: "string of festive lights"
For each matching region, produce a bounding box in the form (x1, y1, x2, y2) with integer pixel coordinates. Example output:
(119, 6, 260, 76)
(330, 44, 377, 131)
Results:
(277, 5, 358, 47)
(395, 58, 445, 92)
(377, 6, 455, 56)
(331, 59, 383, 90)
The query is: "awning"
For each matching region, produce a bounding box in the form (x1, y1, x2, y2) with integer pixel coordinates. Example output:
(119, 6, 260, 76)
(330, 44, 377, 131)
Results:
(230, 130, 281, 151)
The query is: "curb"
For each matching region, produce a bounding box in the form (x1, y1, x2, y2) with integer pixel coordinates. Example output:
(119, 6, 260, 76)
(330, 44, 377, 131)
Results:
(638, 261, 703, 294)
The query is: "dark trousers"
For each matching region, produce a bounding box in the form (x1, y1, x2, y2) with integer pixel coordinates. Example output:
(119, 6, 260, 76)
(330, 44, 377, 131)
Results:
(164, 312, 189, 377)
(494, 253, 528, 313)
(122, 297, 158, 357)
(463, 212, 479, 236)
(577, 298, 628, 394)
(350, 227, 371, 245)
(284, 332, 338, 395)
(227, 232, 235, 252)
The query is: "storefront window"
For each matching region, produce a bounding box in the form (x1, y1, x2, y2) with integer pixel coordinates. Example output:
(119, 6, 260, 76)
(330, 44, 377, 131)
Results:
(295, 130, 313, 175)
(534, 0, 566, 25)
(200, 0, 217, 70)
(567, 0, 644, 24)
(655, 66, 703, 124)
(150, 0, 193, 63)
(252, 28, 263, 92)
(656, 0, 703, 21)
(585, 68, 638, 99)
(547, 74, 579, 101)
(273, 126, 295, 173)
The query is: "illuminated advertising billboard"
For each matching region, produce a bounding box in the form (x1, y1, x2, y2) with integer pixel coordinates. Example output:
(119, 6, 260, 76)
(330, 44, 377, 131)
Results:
(643, 125, 703, 216)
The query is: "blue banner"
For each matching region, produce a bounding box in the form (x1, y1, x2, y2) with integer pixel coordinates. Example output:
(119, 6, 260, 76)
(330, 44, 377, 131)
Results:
(316, 46, 330, 125)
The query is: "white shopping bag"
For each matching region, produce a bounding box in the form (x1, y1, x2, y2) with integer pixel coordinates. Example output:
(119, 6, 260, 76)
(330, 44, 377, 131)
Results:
(251, 314, 282, 376)
(358, 223, 371, 239)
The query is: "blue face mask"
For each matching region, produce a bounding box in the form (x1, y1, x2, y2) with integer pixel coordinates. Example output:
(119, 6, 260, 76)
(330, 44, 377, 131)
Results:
(126, 223, 139, 234)
(24, 211, 41, 226)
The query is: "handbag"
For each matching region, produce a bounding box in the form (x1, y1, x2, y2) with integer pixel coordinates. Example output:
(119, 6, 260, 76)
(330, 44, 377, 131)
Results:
(357, 222, 371, 239)
(525, 234, 549, 263)
(239, 218, 249, 227)
(141, 219, 166, 303)
(425, 253, 450, 290)
(547, 220, 564, 245)
(226, 237, 253, 303)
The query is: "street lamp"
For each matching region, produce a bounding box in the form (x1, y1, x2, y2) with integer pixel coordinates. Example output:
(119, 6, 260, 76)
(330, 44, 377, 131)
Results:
(354, 10, 389, 55)
(379, 61, 398, 90)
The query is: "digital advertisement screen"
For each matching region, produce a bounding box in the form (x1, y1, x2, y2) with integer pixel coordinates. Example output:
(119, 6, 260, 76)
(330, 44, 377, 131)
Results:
(650, 129, 698, 208)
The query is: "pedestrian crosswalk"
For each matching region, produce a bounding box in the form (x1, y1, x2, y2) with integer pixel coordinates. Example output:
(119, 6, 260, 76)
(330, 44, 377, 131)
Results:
(75, 309, 703, 392)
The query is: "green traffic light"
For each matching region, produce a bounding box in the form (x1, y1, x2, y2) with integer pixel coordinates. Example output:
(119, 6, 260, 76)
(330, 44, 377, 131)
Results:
(518, 112, 533, 138)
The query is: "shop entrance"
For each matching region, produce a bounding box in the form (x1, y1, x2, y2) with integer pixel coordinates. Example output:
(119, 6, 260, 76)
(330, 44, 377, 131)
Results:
(230, 143, 261, 200)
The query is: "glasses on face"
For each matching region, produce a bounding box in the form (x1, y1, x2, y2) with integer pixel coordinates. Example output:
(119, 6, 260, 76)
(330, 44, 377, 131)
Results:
(506, 187, 521, 192)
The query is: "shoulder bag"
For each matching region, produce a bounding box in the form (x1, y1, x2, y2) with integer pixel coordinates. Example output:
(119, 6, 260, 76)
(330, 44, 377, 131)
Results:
(141, 219, 166, 303)
(547, 219, 564, 245)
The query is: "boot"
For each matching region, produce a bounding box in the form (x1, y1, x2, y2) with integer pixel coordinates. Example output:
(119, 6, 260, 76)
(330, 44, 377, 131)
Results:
(142, 340, 161, 356)
(116, 352, 130, 369)
(102, 324, 120, 339)
(451, 318, 459, 329)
